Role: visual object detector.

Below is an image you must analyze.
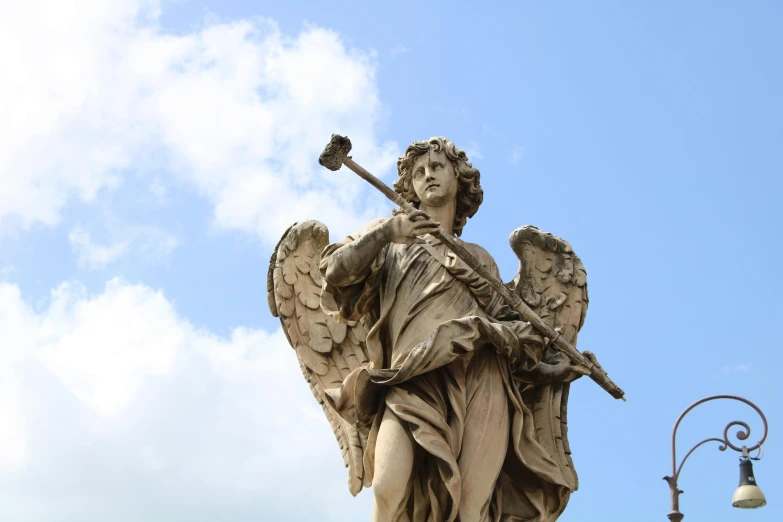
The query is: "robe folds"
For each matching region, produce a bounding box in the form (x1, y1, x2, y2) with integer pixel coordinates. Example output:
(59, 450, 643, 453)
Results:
(320, 219, 571, 522)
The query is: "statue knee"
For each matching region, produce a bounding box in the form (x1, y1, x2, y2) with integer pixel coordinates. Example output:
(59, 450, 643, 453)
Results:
(458, 508, 482, 522)
(372, 478, 406, 512)
(458, 497, 488, 522)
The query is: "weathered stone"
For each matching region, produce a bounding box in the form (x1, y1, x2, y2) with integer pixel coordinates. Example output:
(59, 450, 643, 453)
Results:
(268, 137, 607, 522)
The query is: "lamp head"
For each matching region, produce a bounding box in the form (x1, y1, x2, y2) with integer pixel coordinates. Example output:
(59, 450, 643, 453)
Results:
(732, 458, 766, 509)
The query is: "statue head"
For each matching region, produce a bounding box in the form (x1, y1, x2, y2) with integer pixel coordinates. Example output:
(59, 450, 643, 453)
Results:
(394, 137, 483, 237)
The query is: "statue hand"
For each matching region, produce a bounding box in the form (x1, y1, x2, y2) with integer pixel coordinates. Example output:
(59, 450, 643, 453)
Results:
(519, 350, 591, 384)
(544, 352, 591, 383)
(495, 307, 523, 322)
(383, 210, 440, 245)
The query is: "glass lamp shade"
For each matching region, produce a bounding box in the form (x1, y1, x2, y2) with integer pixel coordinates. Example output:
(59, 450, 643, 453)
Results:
(732, 458, 766, 509)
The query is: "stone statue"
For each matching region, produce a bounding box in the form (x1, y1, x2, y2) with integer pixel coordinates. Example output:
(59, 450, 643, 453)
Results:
(268, 137, 606, 522)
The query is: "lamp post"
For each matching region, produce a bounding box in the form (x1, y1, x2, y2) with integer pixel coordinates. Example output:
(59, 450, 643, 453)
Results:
(663, 395, 768, 521)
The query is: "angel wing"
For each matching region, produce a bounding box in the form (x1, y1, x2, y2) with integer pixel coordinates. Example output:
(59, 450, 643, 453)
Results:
(267, 220, 372, 496)
(507, 225, 589, 492)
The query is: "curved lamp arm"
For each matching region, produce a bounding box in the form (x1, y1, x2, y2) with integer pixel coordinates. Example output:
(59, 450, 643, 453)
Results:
(663, 395, 768, 522)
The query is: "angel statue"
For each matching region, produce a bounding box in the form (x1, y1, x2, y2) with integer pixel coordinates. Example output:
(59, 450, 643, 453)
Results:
(268, 137, 601, 522)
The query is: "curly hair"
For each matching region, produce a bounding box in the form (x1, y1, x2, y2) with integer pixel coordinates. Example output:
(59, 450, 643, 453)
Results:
(393, 137, 483, 237)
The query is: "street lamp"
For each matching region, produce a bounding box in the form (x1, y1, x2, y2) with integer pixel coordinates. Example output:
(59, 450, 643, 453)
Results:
(663, 395, 768, 522)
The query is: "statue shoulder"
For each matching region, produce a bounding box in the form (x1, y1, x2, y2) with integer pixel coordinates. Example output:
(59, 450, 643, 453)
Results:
(459, 240, 500, 275)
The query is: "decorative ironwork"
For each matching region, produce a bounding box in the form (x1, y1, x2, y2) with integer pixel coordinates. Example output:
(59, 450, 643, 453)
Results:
(663, 395, 768, 522)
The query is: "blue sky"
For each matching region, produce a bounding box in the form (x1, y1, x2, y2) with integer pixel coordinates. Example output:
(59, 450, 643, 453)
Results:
(0, 1, 780, 521)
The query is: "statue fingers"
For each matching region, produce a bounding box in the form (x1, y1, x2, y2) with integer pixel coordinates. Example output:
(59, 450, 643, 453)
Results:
(407, 210, 431, 221)
(582, 350, 605, 372)
(573, 364, 591, 376)
(563, 368, 589, 383)
(412, 221, 440, 234)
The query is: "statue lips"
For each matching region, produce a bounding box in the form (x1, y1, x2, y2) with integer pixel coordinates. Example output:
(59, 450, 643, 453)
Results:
(420, 182, 446, 206)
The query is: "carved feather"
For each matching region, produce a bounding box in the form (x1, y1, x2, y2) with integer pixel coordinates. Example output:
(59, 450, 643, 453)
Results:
(268, 220, 372, 496)
(508, 225, 588, 492)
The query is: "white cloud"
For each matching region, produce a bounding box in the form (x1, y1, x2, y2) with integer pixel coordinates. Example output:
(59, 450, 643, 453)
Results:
(0, 1, 397, 242)
(510, 143, 525, 165)
(69, 224, 178, 269)
(390, 43, 407, 58)
(147, 178, 169, 205)
(0, 284, 30, 470)
(464, 142, 484, 161)
(35, 279, 182, 416)
(713, 363, 752, 380)
(0, 278, 373, 520)
(0, 2, 392, 519)
(0, 264, 16, 280)
(69, 228, 131, 269)
(133, 224, 179, 260)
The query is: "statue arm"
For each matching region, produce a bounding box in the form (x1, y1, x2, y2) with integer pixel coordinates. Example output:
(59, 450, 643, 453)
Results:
(325, 210, 440, 287)
(324, 219, 392, 287)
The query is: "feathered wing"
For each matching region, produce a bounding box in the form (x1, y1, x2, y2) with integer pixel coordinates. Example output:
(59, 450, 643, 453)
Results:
(507, 225, 589, 492)
(267, 220, 372, 496)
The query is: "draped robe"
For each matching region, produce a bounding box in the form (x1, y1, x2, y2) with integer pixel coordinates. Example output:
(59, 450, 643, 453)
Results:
(320, 219, 571, 522)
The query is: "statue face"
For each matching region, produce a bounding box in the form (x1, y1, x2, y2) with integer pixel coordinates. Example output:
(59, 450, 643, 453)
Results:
(411, 149, 458, 207)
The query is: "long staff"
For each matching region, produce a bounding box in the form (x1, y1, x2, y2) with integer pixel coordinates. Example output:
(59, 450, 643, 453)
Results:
(319, 134, 626, 401)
